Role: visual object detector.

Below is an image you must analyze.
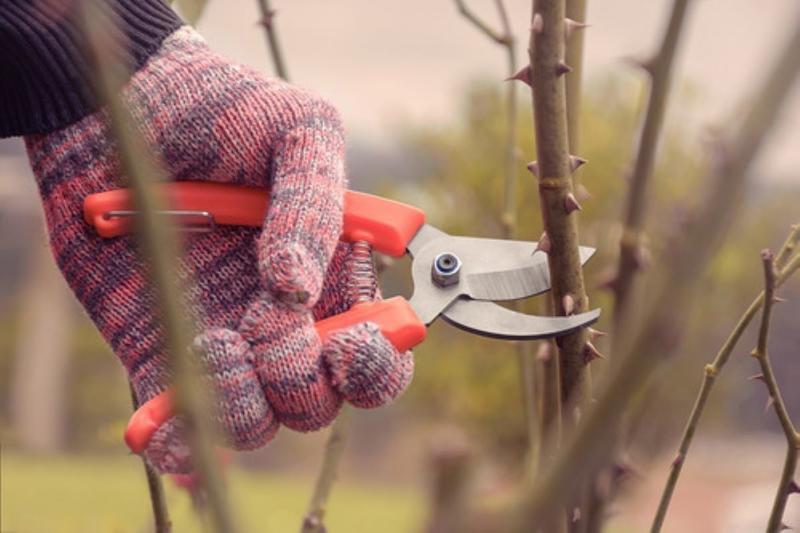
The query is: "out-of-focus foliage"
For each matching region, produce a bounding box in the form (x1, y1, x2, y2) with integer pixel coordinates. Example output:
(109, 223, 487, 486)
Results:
(1, 453, 423, 533)
(170, 0, 209, 25)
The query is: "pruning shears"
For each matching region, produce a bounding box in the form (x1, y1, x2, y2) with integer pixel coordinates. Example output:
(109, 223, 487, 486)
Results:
(83, 181, 600, 453)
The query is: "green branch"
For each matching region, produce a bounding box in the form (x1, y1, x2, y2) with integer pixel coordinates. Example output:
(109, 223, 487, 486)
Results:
(650, 230, 799, 532)
(78, 3, 237, 532)
(751, 250, 798, 533)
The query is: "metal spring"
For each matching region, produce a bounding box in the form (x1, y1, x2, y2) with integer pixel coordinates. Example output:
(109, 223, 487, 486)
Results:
(349, 240, 377, 304)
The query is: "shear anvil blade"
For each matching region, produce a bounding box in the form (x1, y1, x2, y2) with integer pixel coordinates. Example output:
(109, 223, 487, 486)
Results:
(441, 298, 601, 340)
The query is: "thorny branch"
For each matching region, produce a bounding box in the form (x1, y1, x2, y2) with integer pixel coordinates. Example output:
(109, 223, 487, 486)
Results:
(513, 14, 800, 526)
(79, 2, 238, 532)
(612, 0, 693, 330)
(751, 250, 798, 533)
(651, 227, 800, 532)
(527, 0, 594, 422)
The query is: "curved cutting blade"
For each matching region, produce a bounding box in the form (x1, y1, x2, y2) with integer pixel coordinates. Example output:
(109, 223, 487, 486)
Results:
(441, 298, 601, 340)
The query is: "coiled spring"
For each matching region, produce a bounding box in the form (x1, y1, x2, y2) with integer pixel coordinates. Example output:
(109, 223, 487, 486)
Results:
(350, 240, 377, 304)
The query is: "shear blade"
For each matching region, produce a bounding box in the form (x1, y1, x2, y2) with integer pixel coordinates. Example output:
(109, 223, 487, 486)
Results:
(441, 298, 601, 340)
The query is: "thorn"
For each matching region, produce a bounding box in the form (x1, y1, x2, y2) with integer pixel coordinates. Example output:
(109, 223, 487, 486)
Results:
(583, 341, 605, 364)
(569, 155, 588, 172)
(765, 395, 776, 413)
(588, 328, 607, 341)
(788, 480, 800, 495)
(506, 65, 532, 87)
(671, 452, 684, 469)
(257, 9, 276, 28)
(526, 160, 539, 177)
(633, 244, 653, 270)
(564, 192, 583, 214)
(563, 294, 576, 315)
(747, 373, 766, 384)
(565, 18, 590, 38)
(556, 61, 573, 76)
(536, 342, 552, 362)
(532, 13, 544, 34)
(611, 462, 636, 483)
(774, 295, 788, 303)
(575, 183, 592, 201)
(535, 231, 551, 254)
(779, 523, 791, 531)
(572, 507, 581, 523)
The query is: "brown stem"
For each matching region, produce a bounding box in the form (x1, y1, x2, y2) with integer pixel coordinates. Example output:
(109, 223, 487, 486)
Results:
(613, 0, 694, 329)
(257, 0, 290, 80)
(301, 407, 351, 533)
(130, 384, 172, 533)
(514, 13, 800, 526)
(751, 250, 798, 533)
(529, 0, 590, 416)
(78, 3, 238, 532)
(651, 232, 800, 532)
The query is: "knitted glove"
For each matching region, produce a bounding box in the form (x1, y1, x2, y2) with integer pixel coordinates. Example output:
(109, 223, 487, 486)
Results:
(24, 26, 413, 473)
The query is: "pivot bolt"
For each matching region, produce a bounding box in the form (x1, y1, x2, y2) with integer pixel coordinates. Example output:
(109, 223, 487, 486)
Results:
(432, 252, 462, 287)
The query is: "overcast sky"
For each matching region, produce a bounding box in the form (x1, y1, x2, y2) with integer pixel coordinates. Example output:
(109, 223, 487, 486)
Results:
(196, 0, 800, 184)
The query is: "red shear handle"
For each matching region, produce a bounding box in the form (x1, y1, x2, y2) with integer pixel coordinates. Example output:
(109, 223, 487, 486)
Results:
(124, 297, 426, 454)
(83, 182, 425, 257)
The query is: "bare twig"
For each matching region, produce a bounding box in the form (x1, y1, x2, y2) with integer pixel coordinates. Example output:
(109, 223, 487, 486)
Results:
(612, 0, 694, 328)
(564, 0, 587, 154)
(651, 230, 800, 532)
(751, 250, 798, 533)
(257, 0, 290, 80)
(454, 0, 511, 45)
(130, 384, 172, 533)
(514, 14, 800, 525)
(79, 3, 238, 532)
(301, 408, 351, 533)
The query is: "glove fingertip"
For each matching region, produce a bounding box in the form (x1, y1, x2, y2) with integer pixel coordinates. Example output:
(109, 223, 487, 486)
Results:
(324, 322, 414, 409)
(260, 242, 324, 310)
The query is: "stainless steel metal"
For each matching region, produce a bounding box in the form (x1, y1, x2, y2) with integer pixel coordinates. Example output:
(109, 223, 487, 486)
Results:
(406, 229, 596, 322)
(404, 223, 601, 338)
(431, 252, 462, 287)
(406, 224, 449, 257)
(104, 210, 217, 233)
(441, 299, 601, 340)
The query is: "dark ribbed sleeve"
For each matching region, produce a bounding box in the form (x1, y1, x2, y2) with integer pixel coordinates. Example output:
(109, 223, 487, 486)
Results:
(0, 0, 184, 138)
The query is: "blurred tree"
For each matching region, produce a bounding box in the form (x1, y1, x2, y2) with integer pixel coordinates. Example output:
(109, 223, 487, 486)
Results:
(10, 243, 73, 452)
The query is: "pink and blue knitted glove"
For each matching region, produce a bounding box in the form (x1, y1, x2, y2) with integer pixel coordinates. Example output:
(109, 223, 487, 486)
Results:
(24, 26, 413, 473)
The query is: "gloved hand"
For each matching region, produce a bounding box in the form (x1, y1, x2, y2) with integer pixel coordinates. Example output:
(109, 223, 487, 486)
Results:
(24, 26, 413, 473)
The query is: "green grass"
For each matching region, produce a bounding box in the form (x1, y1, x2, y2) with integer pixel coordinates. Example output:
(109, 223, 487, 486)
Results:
(1, 453, 424, 533)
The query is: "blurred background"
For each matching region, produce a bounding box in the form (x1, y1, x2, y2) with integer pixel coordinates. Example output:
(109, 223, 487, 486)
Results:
(1, 0, 799, 531)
